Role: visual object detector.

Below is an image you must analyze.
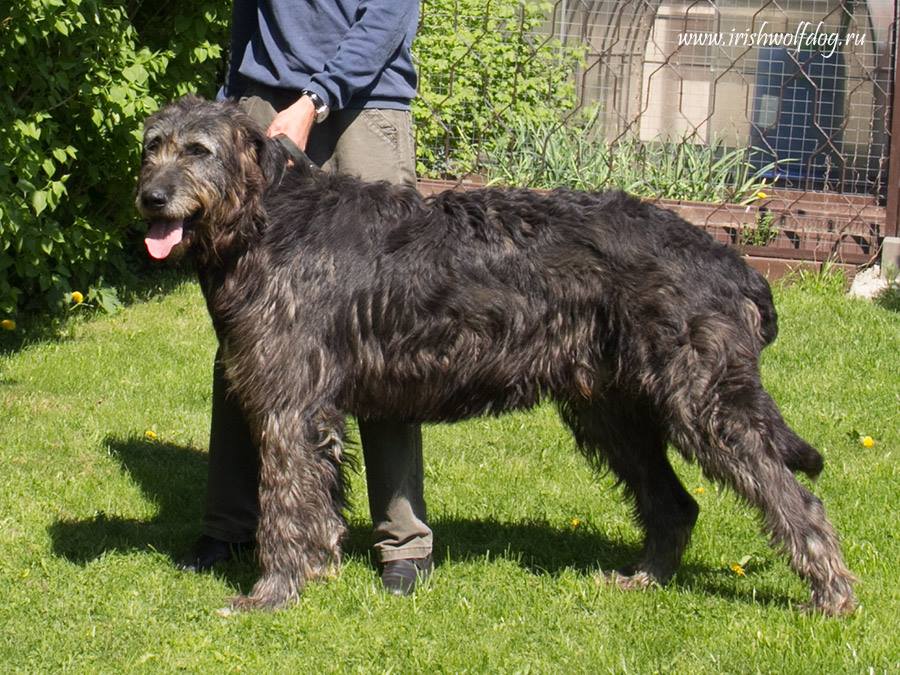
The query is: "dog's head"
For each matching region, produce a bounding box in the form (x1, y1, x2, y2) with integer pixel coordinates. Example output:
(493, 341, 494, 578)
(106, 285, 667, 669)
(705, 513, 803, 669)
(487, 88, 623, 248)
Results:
(136, 95, 284, 261)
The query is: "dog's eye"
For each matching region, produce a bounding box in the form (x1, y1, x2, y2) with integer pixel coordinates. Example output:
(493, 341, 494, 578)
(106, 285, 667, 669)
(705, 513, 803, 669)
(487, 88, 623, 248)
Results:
(144, 137, 161, 154)
(185, 143, 212, 158)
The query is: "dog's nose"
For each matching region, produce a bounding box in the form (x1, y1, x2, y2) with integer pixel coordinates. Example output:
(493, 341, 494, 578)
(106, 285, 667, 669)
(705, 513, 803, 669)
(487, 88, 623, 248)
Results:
(141, 188, 169, 210)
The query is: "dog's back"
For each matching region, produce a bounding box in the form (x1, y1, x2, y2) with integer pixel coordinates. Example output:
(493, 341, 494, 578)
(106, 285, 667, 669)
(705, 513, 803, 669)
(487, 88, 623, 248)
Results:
(264, 173, 780, 360)
(414, 187, 779, 342)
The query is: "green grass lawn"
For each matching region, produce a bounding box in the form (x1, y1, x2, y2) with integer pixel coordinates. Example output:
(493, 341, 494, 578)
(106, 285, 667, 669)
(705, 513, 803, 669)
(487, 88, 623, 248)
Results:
(1, 276, 897, 672)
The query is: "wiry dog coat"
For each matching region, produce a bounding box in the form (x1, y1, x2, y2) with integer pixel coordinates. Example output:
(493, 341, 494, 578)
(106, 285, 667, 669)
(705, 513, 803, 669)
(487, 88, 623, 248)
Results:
(137, 96, 856, 615)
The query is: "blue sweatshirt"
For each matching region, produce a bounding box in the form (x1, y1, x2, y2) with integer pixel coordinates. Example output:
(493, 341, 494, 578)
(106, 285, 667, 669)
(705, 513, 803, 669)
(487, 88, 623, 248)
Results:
(223, 0, 420, 111)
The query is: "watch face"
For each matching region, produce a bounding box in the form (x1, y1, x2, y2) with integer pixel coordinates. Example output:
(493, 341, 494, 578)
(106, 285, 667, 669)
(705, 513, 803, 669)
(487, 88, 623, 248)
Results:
(303, 91, 329, 122)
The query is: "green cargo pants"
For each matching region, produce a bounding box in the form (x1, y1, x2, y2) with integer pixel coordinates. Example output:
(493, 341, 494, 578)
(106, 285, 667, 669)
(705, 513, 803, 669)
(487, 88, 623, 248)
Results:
(202, 89, 432, 563)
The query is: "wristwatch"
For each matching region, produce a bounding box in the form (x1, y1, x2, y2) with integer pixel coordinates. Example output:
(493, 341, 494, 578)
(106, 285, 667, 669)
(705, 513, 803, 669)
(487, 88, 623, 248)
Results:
(301, 89, 330, 123)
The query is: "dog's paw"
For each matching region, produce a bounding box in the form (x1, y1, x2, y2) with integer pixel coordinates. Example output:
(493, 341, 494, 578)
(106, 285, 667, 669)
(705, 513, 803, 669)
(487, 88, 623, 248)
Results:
(225, 593, 286, 613)
(800, 574, 858, 617)
(801, 590, 858, 617)
(600, 570, 659, 591)
(224, 571, 303, 613)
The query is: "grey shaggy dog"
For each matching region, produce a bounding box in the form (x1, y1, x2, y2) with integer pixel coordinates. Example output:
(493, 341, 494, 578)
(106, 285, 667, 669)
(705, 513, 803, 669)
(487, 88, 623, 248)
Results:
(137, 96, 856, 615)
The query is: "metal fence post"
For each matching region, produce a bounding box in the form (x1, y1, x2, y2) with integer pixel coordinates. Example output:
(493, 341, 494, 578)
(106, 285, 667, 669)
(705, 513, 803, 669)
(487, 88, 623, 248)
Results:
(886, 21, 900, 238)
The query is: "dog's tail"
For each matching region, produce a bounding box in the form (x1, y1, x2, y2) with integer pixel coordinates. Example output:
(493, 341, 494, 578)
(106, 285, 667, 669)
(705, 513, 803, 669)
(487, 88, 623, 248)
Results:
(755, 298, 778, 346)
(739, 267, 779, 346)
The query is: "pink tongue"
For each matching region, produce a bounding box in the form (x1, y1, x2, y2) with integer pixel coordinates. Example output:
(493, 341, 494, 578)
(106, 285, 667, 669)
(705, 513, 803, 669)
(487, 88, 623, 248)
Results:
(145, 221, 184, 260)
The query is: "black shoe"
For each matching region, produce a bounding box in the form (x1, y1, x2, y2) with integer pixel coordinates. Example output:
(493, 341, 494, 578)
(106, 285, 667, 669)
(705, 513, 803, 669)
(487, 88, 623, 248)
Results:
(176, 534, 254, 572)
(380, 554, 433, 596)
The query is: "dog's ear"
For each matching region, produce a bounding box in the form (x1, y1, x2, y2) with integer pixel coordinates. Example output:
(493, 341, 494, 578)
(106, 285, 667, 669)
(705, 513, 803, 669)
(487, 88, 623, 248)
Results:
(255, 134, 288, 186)
(239, 120, 286, 188)
(227, 105, 285, 188)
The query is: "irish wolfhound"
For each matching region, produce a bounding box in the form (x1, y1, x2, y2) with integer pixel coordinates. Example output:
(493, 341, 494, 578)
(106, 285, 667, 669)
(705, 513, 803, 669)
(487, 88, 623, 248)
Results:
(136, 96, 856, 615)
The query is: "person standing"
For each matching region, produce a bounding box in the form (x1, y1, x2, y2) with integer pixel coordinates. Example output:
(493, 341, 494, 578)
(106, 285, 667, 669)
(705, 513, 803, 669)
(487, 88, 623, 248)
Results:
(178, 0, 433, 596)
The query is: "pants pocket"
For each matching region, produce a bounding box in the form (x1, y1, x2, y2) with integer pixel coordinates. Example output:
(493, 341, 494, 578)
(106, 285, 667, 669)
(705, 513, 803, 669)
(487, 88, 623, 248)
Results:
(362, 109, 402, 150)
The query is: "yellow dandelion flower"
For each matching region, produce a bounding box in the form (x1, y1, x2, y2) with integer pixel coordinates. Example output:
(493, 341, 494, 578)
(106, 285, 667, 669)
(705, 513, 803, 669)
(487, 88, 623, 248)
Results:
(861, 436, 875, 448)
(0, 319, 15, 331)
(71, 291, 84, 304)
(730, 563, 746, 577)
(693, 486, 705, 495)
(144, 430, 158, 441)
(756, 191, 768, 199)
(570, 517, 582, 528)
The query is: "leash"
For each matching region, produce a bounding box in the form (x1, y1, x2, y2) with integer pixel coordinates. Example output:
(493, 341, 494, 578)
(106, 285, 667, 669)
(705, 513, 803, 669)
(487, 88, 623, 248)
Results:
(273, 134, 318, 172)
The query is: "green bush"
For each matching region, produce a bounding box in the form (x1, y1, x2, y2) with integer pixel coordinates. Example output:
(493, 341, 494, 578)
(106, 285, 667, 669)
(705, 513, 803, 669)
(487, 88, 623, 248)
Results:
(414, 0, 580, 177)
(0, 0, 229, 319)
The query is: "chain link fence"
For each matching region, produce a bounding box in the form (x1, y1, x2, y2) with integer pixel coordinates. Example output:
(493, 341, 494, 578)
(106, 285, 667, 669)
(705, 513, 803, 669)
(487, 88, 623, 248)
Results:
(415, 0, 899, 271)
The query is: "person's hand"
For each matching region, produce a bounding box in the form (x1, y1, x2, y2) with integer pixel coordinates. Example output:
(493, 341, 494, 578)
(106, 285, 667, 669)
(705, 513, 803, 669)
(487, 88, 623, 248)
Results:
(266, 95, 316, 151)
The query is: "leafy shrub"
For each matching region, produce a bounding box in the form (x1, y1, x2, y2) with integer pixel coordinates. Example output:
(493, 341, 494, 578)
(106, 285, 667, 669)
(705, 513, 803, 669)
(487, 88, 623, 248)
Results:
(0, 0, 229, 319)
(129, 1, 229, 101)
(414, 0, 581, 178)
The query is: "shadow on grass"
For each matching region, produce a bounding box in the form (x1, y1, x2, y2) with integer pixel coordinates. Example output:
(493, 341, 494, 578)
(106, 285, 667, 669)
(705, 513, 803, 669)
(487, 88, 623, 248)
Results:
(49, 435, 787, 609)
(49, 438, 207, 559)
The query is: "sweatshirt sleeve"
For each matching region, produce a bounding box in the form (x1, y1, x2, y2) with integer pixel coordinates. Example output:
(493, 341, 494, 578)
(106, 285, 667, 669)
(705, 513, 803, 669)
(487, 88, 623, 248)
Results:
(304, 0, 418, 110)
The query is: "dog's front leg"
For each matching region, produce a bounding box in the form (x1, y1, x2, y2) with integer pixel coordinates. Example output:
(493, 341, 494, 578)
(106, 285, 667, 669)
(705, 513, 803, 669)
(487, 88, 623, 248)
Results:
(232, 407, 347, 611)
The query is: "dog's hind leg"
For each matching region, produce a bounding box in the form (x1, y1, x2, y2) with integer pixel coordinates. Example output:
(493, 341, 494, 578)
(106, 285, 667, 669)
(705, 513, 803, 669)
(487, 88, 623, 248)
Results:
(232, 406, 348, 611)
(559, 393, 699, 588)
(667, 365, 856, 615)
